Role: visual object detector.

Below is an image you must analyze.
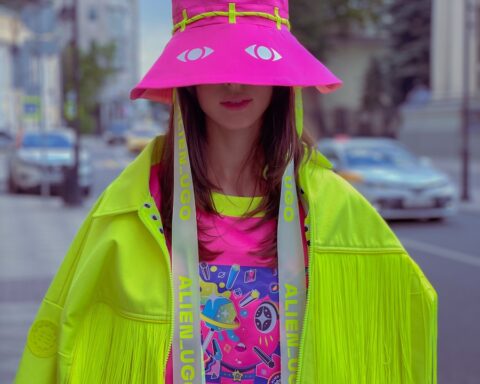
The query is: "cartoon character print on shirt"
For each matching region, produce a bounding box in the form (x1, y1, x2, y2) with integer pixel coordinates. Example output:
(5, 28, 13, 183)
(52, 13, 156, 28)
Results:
(199, 262, 282, 384)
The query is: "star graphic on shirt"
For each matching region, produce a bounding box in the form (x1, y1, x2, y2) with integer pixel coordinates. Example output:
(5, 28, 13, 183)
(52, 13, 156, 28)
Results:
(257, 311, 269, 324)
(232, 370, 243, 381)
(220, 308, 229, 318)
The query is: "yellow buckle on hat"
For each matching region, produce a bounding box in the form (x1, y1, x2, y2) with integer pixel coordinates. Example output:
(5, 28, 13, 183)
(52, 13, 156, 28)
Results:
(229, 3, 236, 24)
(172, 3, 291, 34)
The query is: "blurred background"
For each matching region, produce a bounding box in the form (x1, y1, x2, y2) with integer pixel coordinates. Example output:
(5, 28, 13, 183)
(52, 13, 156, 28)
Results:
(0, 0, 479, 382)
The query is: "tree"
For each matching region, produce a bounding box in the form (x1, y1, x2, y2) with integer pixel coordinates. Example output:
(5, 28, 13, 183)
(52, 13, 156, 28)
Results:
(289, 0, 387, 137)
(62, 42, 117, 134)
(359, 56, 399, 137)
(385, 0, 432, 106)
(290, 0, 386, 59)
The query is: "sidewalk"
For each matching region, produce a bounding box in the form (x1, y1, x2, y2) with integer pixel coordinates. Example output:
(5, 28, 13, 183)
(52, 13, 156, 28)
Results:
(0, 193, 95, 383)
(0, 194, 95, 281)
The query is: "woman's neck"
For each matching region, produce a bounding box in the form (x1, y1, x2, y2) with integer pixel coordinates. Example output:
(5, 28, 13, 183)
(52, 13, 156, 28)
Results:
(205, 116, 263, 197)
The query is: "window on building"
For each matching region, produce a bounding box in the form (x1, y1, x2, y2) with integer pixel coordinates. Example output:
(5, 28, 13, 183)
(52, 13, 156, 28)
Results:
(108, 7, 127, 37)
(106, 5, 129, 70)
(113, 38, 127, 70)
(89, 7, 98, 21)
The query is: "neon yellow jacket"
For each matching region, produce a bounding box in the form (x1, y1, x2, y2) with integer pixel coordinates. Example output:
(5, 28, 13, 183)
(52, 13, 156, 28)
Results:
(15, 136, 437, 383)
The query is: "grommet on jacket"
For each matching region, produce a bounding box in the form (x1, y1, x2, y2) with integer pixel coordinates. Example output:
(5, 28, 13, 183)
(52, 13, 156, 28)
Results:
(159, 227, 164, 234)
(144, 203, 151, 208)
(304, 225, 309, 232)
(151, 214, 159, 221)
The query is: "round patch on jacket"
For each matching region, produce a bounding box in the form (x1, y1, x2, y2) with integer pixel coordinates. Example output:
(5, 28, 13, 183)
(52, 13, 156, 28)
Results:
(27, 320, 58, 358)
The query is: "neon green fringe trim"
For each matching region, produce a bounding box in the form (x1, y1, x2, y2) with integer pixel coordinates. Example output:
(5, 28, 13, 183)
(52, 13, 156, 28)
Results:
(298, 250, 437, 383)
(66, 303, 171, 383)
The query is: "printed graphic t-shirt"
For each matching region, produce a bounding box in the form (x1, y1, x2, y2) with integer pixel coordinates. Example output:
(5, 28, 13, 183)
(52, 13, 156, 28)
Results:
(149, 164, 308, 384)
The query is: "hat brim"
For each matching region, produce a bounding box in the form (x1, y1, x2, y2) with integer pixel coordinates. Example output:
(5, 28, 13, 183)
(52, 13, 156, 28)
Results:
(130, 22, 343, 104)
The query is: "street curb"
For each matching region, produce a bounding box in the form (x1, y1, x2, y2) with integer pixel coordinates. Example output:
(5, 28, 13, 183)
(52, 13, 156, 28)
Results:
(458, 202, 480, 214)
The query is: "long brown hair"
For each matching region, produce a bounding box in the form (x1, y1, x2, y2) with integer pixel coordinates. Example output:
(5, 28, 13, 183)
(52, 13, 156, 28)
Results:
(159, 86, 314, 264)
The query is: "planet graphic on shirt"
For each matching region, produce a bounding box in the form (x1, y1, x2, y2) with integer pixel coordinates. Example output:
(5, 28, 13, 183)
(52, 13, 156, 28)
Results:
(201, 296, 240, 330)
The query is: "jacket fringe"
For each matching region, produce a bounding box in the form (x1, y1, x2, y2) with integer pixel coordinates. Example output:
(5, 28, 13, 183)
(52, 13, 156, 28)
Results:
(297, 250, 437, 384)
(66, 302, 171, 384)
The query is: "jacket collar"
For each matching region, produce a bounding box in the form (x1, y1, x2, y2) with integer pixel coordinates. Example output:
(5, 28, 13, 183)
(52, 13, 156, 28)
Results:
(93, 135, 332, 217)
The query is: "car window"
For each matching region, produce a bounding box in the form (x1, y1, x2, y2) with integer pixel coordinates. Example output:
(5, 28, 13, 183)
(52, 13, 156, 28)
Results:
(345, 145, 418, 167)
(22, 133, 72, 148)
(109, 122, 129, 132)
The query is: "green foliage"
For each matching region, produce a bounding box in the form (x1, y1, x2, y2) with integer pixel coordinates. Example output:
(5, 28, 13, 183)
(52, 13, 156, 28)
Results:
(359, 57, 400, 136)
(362, 57, 390, 111)
(289, 0, 387, 136)
(62, 42, 117, 134)
(290, 0, 386, 59)
(385, 0, 431, 105)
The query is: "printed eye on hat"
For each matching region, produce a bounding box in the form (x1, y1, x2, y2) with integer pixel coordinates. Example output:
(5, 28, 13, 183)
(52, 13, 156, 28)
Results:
(130, 0, 343, 104)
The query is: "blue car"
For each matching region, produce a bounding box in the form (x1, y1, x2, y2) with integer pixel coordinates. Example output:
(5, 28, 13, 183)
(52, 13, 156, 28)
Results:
(317, 137, 458, 220)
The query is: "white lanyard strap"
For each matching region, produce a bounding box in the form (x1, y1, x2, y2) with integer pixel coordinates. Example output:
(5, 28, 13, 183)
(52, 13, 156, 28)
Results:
(278, 159, 307, 383)
(172, 89, 205, 384)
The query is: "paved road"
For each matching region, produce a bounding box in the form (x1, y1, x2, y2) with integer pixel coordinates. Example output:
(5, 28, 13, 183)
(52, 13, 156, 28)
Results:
(0, 138, 479, 383)
(391, 214, 480, 384)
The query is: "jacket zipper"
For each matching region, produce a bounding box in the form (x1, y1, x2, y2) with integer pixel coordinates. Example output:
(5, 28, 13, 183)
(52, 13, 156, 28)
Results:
(164, 241, 174, 379)
(138, 200, 174, 378)
(157, 227, 174, 378)
(295, 201, 313, 384)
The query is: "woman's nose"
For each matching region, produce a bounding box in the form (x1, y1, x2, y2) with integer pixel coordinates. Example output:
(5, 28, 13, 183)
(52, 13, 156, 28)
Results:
(225, 83, 243, 91)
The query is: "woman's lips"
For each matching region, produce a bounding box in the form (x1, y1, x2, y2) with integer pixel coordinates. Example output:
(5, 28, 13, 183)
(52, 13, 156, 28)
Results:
(220, 99, 252, 110)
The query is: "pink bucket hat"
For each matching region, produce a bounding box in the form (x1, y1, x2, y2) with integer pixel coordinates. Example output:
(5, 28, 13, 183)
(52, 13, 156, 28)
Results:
(130, 0, 343, 104)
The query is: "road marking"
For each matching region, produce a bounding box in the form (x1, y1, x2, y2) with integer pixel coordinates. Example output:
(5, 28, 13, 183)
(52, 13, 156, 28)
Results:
(402, 238, 480, 268)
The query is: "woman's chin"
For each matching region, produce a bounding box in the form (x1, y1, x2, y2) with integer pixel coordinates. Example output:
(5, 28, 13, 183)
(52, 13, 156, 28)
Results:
(219, 124, 259, 132)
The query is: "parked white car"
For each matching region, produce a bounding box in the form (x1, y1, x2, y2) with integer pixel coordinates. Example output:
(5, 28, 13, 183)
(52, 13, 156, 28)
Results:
(7, 129, 92, 196)
(317, 137, 458, 220)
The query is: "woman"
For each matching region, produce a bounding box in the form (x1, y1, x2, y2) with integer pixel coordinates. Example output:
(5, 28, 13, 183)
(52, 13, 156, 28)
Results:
(15, 0, 437, 383)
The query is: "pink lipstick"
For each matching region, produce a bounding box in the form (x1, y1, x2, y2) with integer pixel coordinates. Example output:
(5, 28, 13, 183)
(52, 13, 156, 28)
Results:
(220, 99, 252, 110)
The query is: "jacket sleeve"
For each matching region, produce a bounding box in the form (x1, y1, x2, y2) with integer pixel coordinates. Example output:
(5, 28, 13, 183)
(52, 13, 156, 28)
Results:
(14, 192, 106, 384)
(410, 257, 438, 384)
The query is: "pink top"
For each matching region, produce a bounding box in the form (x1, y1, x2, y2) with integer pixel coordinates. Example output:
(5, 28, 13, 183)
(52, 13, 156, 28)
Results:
(149, 164, 308, 383)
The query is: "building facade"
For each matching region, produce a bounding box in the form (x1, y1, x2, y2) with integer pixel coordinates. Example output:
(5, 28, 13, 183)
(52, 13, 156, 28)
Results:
(0, 2, 63, 135)
(400, 0, 480, 158)
(0, 6, 22, 134)
(74, 0, 139, 132)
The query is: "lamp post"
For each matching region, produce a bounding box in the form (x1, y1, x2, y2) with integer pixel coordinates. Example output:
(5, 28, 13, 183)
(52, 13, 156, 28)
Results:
(461, 0, 475, 202)
(60, 0, 82, 206)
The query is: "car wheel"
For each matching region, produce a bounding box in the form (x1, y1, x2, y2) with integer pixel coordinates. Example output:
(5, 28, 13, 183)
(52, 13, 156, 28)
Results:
(428, 216, 445, 223)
